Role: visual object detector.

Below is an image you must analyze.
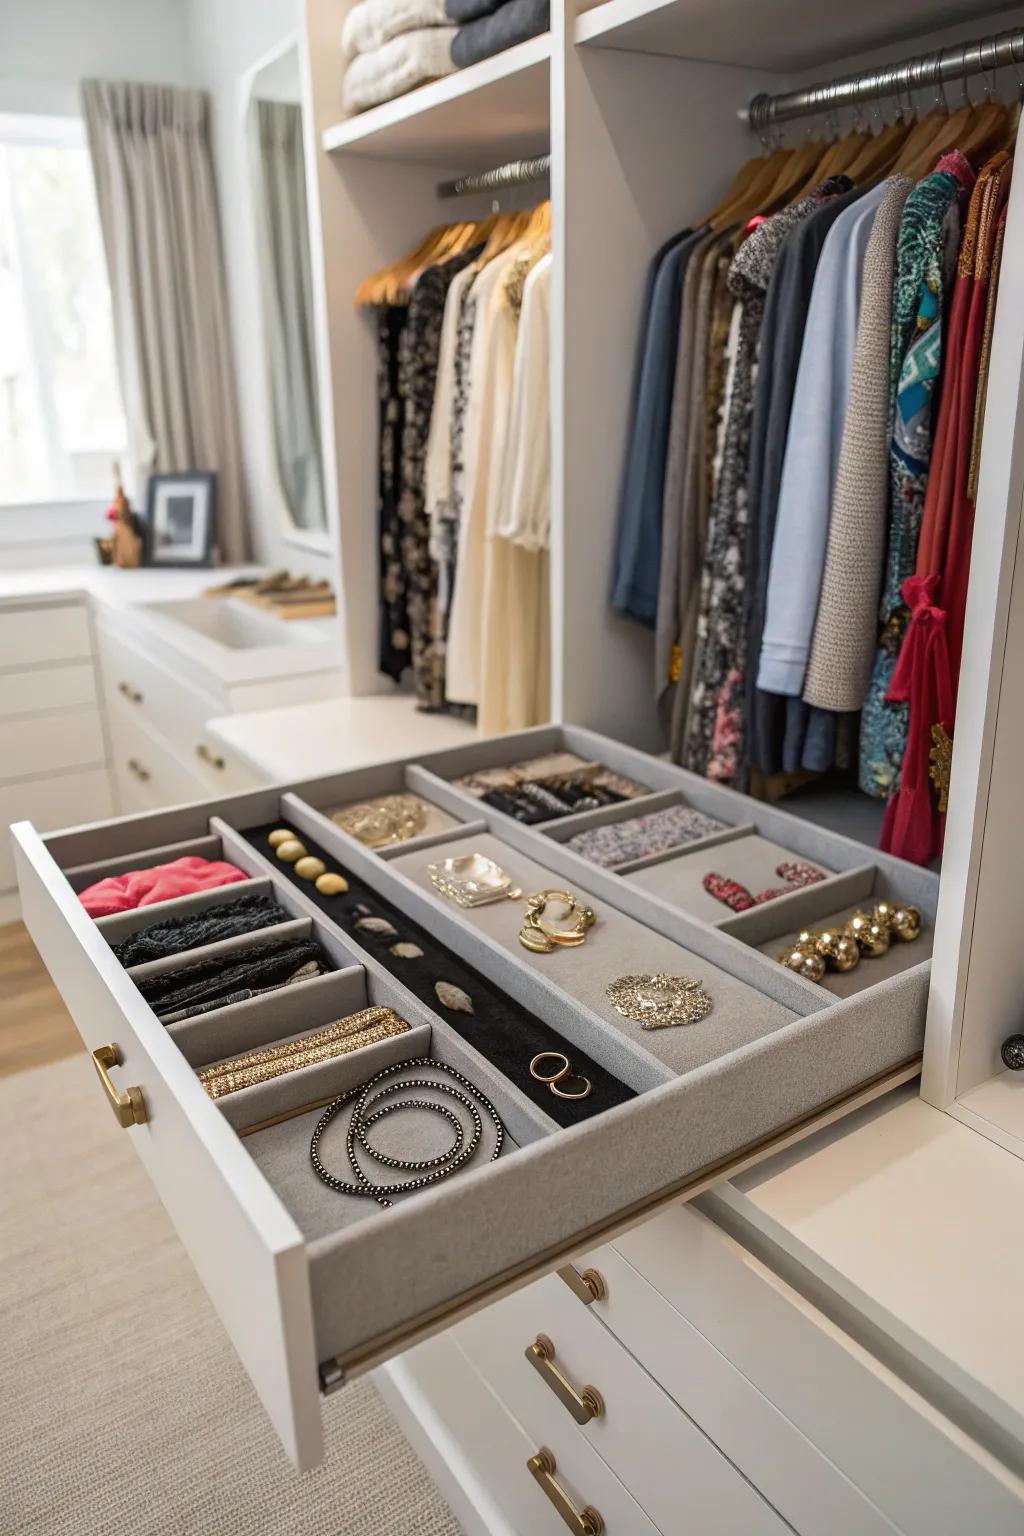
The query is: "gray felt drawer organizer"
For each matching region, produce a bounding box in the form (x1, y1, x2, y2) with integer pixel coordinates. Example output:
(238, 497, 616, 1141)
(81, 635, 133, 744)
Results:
(12, 724, 937, 1469)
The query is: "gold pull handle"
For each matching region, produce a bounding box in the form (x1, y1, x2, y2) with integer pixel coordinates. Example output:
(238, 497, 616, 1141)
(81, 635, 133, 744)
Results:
(196, 743, 226, 770)
(118, 681, 143, 703)
(527, 1447, 604, 1536)
(127, 757, 151, 781)
(527, 1335, 604, 1424)
(92, 1044, 146, 1128)
(558, 1264, 606, 1306)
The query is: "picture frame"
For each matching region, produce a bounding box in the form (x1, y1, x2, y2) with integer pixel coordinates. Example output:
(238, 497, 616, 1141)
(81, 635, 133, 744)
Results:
(143, 472, 217, 567)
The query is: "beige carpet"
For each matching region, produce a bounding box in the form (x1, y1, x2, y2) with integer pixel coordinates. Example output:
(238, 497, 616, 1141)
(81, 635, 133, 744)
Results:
(0, 1053, 463, 1536)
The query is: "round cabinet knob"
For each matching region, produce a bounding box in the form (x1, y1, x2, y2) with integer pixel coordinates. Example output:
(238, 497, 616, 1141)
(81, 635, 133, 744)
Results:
(1001, 1034, 1024, 1071)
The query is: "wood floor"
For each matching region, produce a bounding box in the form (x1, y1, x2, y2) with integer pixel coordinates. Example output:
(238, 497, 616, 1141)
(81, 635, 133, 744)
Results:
(0, 922, 80, 1079)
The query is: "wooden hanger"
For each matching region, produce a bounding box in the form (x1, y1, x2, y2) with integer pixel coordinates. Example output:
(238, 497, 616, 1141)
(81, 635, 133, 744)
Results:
(710, 144, 805, 231)
(701, 146, 787, 227)
(845, 115, 915, 182)
(355, 225, 450, 306)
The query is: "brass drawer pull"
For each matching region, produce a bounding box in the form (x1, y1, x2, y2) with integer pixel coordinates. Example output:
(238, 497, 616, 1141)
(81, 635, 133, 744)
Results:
(527, 1334, 604, 1424)
(92, 1044, 146, 1128)
(558, 1264, 606, 1305)
(127, 757, 151, 781)
(118, 680, 143, 703)
(196, 743, 226, 771)
(527, 1447, 604, 1536)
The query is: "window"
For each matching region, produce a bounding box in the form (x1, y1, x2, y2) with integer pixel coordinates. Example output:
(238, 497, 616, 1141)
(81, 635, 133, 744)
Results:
(0, 114, 127, 506)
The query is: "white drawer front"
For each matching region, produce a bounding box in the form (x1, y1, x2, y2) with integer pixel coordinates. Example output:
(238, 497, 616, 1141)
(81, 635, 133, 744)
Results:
(95, 622, 220, 750)
(0, 662, 97, 719)
(3, 707, 106, 781)
(189, 733, 263, 795)
(0, 603, 91, 667)
(11, 821, 323, 1469)
(0, 768, 113, 891)
(107, 702, 209, 812)
(456, 1273, 791, 1535)
(616, 1204, 1024, 1536)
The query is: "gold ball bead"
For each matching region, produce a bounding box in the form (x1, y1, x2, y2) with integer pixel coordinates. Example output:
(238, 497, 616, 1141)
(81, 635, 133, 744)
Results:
(294, 856, 326, 881)
(268, 828, 294, 848)
(796, 928, 819, 949)
(891, 904, 922, 942)
(316, 871, 349, 896)
(831, 933, 862, 972)
(780, 945, 826, 983)
(845, 910, 875, 946)
(275, 839, 307, 863)
(860, 920, 891, 958)
(814, 928, 846, 961)
(873, 900, 897, 931)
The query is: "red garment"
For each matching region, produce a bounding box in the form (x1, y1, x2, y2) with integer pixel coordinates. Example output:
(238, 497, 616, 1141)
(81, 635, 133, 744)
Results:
(79, 856, 248, 918)
(883, 160, 1011, 865)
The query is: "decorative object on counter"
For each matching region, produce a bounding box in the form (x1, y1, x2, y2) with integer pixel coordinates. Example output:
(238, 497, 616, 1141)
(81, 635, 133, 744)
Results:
(198, 1006, 410, 1098)
(1000, 1034, 1024, 1071)
(110, 890, 292, 966)
(565, 804, 728, 869)
(428, 853, 523, 907)
(332, 793, 429, 849)
(241, 821, 633, 1125)
(138, 936, 330, 1023)
(519, 889, 597, 954)
(95, 462, 144, 569)
(528, 1051, 592, 1101)
(316, 871, 350, 895)
(778, 901, 923, 984)
(141, 472, 216, 568)
(294, 856, 327, 881)
(79, 855, 248, 918)
(310, 1058, 504, 1207)
(703, 861, 827, 914)
(606, 973, 713, 1030)
(275, 839, 308, 863)
(203, 571, 337, 620)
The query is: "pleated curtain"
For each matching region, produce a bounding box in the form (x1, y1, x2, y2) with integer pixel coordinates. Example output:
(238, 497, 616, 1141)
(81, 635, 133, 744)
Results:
(81, 79, 249, 564)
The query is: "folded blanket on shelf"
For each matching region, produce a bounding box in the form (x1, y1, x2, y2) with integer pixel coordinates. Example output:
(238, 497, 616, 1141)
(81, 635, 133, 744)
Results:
(342, 0, 448, 60)
(451, 0, 548, 67)
(342, 27, 457, 112)
(444, 0, 504, 22)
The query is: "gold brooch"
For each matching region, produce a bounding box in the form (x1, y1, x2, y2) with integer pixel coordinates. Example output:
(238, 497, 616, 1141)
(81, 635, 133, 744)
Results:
(606, 973, 713, 1029)
(333, 793, 428, 849)
(519, 889, 596, 953)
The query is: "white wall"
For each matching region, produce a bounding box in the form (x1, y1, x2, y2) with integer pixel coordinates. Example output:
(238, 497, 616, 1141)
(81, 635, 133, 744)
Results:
(183, 0, 333, 578)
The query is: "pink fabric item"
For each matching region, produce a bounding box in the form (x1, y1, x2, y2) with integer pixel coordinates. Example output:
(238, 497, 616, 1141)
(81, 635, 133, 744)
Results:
(79, 856, 248, 918)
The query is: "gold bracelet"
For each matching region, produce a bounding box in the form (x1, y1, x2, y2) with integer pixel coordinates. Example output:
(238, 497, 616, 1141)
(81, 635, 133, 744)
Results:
(199, 1007, 409, 1098)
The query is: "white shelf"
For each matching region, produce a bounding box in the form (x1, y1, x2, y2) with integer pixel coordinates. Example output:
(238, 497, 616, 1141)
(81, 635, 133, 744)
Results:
(575, 0, 995, 71)
(956, 1071, 1024, 1161)
(322, 35, 551, 166)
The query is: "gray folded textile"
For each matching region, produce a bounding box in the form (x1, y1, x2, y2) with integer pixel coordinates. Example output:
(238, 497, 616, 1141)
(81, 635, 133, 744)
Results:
(445, 0, 503, 22)
(451, 0, 548, 66)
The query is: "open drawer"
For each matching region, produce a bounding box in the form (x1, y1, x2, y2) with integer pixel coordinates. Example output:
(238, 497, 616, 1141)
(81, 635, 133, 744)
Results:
(13, 733, 930, 1473)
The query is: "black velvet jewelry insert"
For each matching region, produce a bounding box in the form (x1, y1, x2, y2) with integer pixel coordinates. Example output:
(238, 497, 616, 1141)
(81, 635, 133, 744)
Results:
(240, 822, 635, 1126)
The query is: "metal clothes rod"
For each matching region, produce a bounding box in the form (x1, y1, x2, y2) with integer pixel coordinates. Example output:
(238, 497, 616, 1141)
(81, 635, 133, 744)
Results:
(742, 26, 1024, 129)
(437, 154, 550, 198)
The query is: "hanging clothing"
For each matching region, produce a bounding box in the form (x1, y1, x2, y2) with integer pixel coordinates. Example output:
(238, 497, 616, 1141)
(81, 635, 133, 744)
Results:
(377, 304, 409, 678)
(684, 178, 851, 783)
(859, 151, 974, 801)
(398, 249, 479, 701)
(881, 157, 1011, 865)
(803, 176, 913, 712)
(744, 183, 863, 777)
(479, 253, 553, 732)
(611, 231, 700, 627)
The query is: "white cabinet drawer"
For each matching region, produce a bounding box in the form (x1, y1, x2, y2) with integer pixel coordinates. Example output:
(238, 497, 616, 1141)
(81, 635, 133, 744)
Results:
(3, 708, 106, 781)
(0, 662, 97, 719)
(0, 602, 91, 667)
(614, 1203, 1024, 1536)
(107, 702, 209, 812)
(0, 768, 113, 891)
(456, 1271, 791, 1535)
(95, 621, 220, 750)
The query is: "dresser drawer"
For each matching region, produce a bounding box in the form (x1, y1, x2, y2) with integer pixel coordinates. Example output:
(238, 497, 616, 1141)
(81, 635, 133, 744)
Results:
(456, 1271, 791, 1535)
(0, 602, 91, 666)
(0, 662, 97, 719)
(2, 707, 106, 782)
(9, 736, 931, 1476)
(0, 768, 113, 890)
(95, 621, 220, 750)
(107, 701, 209, 812)
(613, 1203, 1024, 1536)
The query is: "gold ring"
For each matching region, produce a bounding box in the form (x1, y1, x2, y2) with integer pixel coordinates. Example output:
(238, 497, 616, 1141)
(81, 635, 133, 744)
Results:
(530, 1051, 570, 1084)
(551, 1073, 592, 1101)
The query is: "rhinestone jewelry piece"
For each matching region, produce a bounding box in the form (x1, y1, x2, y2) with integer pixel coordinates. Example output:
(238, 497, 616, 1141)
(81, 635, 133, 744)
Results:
(333, 794, 428, 849)
(310, 1058, 504, 1207)
(427, 853, 523, 907)
(606, 973, 713, 1029)
(198, 1007, 410, 1098)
